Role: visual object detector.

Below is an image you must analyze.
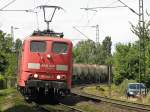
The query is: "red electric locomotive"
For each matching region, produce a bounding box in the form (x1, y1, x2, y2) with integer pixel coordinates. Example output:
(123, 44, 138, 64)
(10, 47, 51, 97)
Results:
(17, 31, 72, 100)
(17, 5, 73, 100)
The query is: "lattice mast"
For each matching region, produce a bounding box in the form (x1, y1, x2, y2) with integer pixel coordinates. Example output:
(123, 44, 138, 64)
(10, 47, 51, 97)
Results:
(138, 0, 145, 82)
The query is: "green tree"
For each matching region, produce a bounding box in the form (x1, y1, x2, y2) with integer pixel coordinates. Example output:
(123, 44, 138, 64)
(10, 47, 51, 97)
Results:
(102, 36, 112, 65)
(0, 53, 8, 75)
(94, 43, 105, 64)
(73, 36, 112, 65)
(73, 39, 96, 64)
(131, 20, 150, 87)
(15, 38, 22, 52)
(0, 30, 9, 75)
(0, 30, 21, 77)
(112, 43, 139, 85)
(113, 20, 150, 86)
(102, 36, 112, 57)
(5, 38, 22, 76)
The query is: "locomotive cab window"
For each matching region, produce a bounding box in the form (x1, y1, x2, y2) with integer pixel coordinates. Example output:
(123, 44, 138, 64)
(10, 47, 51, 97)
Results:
(30, 41, 46, 52)
(52, 42, 68, 54)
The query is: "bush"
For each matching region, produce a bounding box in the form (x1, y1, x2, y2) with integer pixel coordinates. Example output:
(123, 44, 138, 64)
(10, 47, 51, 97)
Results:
(142, 75, 150, 89)
(96, 85, 105, 91)
(0, 75, 5, 89)
(113, 73, 124, 85)
(0, 75, 4, 80)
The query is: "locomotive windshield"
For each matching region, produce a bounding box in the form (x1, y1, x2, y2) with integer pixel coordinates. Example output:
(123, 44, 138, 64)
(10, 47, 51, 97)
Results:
(52, 42, 68, 53)
(30, 41, 46, 52)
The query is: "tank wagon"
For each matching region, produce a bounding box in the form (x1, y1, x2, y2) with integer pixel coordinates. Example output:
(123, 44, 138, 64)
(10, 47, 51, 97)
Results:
(72, 64, 108, 85)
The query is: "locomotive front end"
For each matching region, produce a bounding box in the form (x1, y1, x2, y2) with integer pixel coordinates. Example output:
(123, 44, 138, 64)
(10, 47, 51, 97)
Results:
(17, 37, 73, 99)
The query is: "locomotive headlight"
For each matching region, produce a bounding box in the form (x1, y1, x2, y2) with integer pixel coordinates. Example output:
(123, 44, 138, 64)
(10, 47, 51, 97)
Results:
(56, 75, 61, 80)
(47, 54, 51, 59)
(33, 74, 38, 78)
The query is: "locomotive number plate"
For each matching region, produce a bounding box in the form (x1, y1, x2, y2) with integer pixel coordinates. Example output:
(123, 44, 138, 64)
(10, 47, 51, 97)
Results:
(40, 74, 53, 78)
(28, 63, 40, 69)
(46, 74, 52, 78)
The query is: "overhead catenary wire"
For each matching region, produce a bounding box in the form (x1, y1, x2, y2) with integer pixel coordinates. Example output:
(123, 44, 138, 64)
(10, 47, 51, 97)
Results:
(0, 0, 12, 7)
(117, 0, 139, 16)
(80, 0, 126, 25)
(146, 9, 150, 16)
(81, 0, 126, 11)
(0, 0, 17, 10)
(107, 0, 120, 7)
(79, 0, 125, 41)
(83, 1, 111, 26)
(34, 0, 39, 30)
(0, 0, 8, 5)
(71, 38, 87, 41)
(73, 26, 91, 40)
(80, 6, 126, 11)
(0, 9, 33, 12)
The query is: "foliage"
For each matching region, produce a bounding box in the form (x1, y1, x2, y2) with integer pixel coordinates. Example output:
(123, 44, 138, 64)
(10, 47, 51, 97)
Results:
(0, 53, 8, 74)
(102, 36, 112, 58)
(112, 43, 139, 84)
(15, 38, 22, 53)
(0, 75, 4, 80)
(73, 37, 112, 65)
(73, 19, 150, 88)
(0, 30, 22, 77)
(0, 30, 9, 75)
(113, 20, 150, 86)
(73, 39, 96, 64)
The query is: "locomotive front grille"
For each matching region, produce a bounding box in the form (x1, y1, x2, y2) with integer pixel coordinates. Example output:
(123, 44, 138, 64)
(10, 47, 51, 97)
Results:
(26, 80, 67, 89)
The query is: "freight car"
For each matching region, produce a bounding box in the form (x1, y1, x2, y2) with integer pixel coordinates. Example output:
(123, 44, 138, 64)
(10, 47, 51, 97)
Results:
(72, 64, 108, 85)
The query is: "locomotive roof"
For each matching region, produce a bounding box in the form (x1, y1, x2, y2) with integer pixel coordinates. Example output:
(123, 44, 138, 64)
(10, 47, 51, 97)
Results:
(24, 36, 72, 43)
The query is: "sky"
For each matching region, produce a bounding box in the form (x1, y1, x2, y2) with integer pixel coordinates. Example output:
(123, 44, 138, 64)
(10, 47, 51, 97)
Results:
(0, 0, 150, 51)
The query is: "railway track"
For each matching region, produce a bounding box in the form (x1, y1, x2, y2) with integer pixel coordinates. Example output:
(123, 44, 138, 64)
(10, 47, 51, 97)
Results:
(23, 84, 150, 112)
(32, 102, 85, 112)
(71, 86, 150, 112)
(59, 103, 86, 112)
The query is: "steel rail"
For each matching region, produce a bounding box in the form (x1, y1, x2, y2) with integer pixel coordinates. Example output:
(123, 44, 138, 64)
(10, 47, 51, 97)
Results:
(31, 101, 85, 112)
(73, 84, 150, 107)
(59, 103, 86, 112)
(31, 102, 51, 112)
(36, 105, 50, 112)
(72, 86, 150, 112)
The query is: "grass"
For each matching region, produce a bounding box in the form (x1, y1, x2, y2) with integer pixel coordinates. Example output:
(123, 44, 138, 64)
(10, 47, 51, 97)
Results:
(83, 79, 137, 100)
(142, 92, 150, 104)
(0, 88, 36, 112)
(44, 104, 74, 112)
(0, 88, 16, 97)
(83, 82, 150, 105)
(83, 84, 123, 99)
(75, 101, 101, 112)
(74, 101, 136, 112)
(0, 88, 17, 107)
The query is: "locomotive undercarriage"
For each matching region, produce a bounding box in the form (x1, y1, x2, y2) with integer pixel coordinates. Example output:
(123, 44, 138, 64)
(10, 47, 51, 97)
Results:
(18, 80, 70, 101)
